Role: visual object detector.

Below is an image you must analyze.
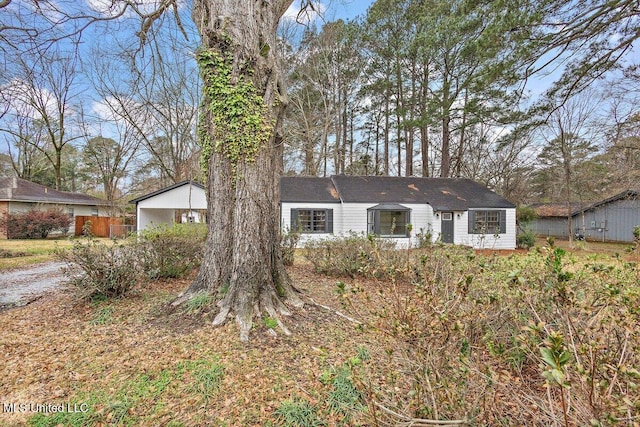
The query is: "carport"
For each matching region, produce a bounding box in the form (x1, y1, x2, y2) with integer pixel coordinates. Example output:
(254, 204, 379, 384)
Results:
(130, 181, 207, 233)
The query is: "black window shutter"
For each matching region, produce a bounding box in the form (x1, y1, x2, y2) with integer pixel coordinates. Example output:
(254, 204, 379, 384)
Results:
(499, 210, 506, 234)
(468, 210, 476, 234)
(326, 209, 333, 233)
(290, 209, 299, 231)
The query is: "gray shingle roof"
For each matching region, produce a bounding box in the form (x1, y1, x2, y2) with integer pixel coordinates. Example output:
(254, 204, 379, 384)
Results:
(0, 177, 108, 206)
(280, 177, 341, 203)
(280, 175, 515, 210)
(329, 175, 514, 210)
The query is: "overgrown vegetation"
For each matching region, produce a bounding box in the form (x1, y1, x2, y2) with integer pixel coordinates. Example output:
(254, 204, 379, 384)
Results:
(137, 224, 206, 279)
(319, 241, 640, 426)
(4, 232, 638, 426)
(517, 227, 536, 249)
(303, 232, 400, 278)
(57, 236, 142, 299)
(281, 226, 300, 266)
(196, 48, 273, 172)
(56, 224, 207, 299)
(0, 207, 72, 239)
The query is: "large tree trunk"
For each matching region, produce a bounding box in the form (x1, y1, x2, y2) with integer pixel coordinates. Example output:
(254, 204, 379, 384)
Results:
(175, 0, 303, 341)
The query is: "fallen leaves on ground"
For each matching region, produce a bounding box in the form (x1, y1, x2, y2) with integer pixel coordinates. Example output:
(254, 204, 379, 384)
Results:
(0, 263, 376, 426)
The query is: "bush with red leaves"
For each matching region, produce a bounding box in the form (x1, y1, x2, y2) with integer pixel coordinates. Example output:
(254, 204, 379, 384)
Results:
(0, 207, 73, 239)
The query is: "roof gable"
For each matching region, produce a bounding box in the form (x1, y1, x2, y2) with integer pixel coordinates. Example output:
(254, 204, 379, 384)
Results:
(129, 180, 205, 205)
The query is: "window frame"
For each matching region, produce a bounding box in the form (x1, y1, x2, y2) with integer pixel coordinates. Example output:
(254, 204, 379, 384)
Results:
(468, 210, 507, 235)
(367, 204, 411, 238)
(290, 208, 333, 234)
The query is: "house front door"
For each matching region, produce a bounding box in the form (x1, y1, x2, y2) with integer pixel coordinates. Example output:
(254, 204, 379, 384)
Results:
(441, 212, 454, 243)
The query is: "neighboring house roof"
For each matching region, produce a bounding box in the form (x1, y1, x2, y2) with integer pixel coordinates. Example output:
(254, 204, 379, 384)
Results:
(531, 203, 583, 218)
(280, 177, 341, 203)
(328, 175, 515, 210)
(129, 180, 205, 205)
(0, 177, 108, 206)
(532, 190, 640, 218)
(582, 189, 639, 212)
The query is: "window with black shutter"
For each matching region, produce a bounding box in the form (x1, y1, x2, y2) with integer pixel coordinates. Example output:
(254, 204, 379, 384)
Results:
(468, 210, 506, 234)
(290, 209, 333, 233)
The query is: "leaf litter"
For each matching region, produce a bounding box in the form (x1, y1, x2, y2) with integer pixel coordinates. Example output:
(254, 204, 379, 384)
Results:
(0, 264, 377, 426)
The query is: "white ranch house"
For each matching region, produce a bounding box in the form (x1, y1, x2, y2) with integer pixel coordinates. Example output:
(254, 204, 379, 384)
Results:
(281, 175, 516, 250)
(133, 176, 516, 250)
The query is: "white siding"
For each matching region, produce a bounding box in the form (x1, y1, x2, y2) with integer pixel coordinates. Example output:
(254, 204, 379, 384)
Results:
(284, 203, 516, 249)
(136, 184, 207, 232)
(288, 202, 437, 248)
(281, 202, 341, 245)
(8, 201, 102, 216)
(138, 208, 174, 232)
(456, 209, 516, 250)
(136, 185, 206, 210)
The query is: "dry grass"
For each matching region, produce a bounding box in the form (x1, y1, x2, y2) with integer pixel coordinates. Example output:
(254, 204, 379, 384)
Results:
(0, 238, 113, 270)
(0, 265, 375, 427)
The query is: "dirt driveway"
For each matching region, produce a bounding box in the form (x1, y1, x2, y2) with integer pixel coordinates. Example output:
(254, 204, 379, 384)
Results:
(0, 261, 66, 308)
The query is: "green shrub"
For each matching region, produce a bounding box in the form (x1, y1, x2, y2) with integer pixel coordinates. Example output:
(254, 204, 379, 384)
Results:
(184, 292, 214, 313)
(516, 228, 536, 249)
(274, 398, 325, 427)
(415, 226, 433, 248)
(325, 366, 364, 424)
(137, 224, 206, 279)
(1, 207, 72, 239)
(58, 224, 207, 299)
(516, 205, 537, 225)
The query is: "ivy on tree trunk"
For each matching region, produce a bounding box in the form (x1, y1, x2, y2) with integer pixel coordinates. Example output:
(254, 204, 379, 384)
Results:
(174, 0, 303, 342)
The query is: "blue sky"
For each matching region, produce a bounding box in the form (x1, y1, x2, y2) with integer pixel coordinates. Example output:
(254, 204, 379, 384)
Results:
(286, 0, 373, 23)
(327, 0, 373, 21)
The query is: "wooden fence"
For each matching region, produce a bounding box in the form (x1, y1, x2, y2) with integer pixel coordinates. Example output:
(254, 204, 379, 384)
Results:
(75, 216, 124, 238)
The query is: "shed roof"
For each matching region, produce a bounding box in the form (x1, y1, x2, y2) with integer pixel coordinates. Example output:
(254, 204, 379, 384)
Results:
(0, 177, 108, 206)
(531, 203, 583, 218)
(583, 189, 639, 212)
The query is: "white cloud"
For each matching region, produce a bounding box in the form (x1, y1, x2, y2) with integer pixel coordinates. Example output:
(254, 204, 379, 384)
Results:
(1, 79, 57, 119)
(282, 0, 327, 24)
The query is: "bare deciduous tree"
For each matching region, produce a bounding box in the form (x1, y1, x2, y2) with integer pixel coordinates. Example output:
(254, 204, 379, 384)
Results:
(0, 43, 85, 190)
